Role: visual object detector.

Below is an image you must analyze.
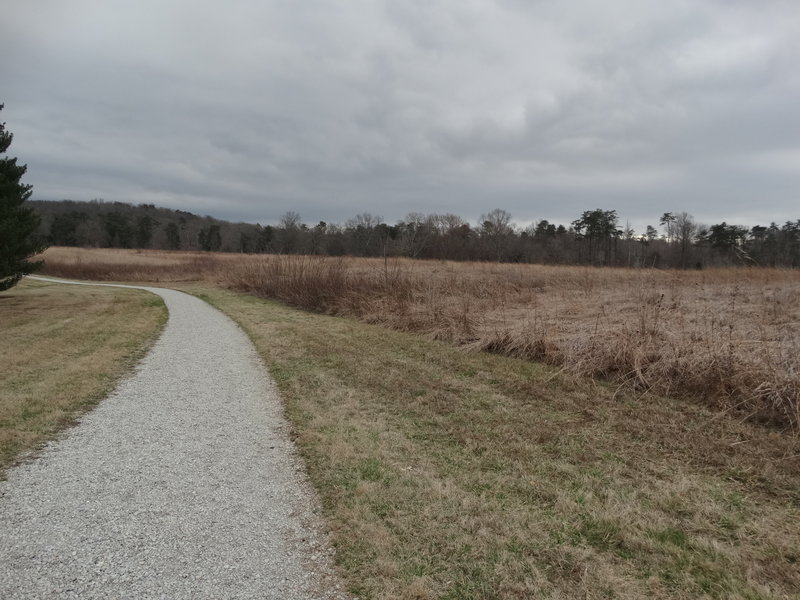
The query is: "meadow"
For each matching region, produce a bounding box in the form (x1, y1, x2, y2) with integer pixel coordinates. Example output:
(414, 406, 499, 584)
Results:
(11, 246, 799, 598)
(192, 284, 800, 599)
(41, 247, 800, 433)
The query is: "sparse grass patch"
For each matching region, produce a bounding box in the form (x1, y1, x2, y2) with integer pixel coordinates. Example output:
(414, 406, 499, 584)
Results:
(0, 278, 166, 475)
(185, 284, 800, 600)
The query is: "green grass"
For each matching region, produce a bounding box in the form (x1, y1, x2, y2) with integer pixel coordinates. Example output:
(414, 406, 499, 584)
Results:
(182, 284, 800, 600)
(0, 278, 167, 476)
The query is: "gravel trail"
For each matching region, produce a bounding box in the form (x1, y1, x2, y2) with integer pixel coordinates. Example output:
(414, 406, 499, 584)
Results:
(0, 278, 350, 599)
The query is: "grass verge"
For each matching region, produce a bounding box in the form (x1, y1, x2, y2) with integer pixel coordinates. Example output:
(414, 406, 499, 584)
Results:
(183, 284, 799, 600)
(0, 278, 167, 476)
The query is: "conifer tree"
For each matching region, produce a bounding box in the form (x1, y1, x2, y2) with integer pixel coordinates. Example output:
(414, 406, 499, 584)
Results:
(0, 104, 46, 291)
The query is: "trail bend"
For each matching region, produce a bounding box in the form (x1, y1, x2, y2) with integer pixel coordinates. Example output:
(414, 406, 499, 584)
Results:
(0, 276, 349, 599)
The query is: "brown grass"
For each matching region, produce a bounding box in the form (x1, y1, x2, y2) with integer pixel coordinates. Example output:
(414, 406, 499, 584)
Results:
(182, 284, 800, 600)
(36, 246, 237, 282)
(39, 247, 800, 432)
(0, 277, 166, 475)
(24, 248, 800, 598)
(225, 256, 800, 433)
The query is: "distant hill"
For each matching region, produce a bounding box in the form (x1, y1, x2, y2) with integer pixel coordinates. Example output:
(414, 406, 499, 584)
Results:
(31, 200, 270, 252)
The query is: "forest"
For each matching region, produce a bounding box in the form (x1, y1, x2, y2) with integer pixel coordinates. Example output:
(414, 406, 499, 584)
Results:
(31, 199, 800, 269)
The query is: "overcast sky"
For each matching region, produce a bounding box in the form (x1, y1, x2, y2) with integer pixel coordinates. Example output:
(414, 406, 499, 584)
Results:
(3, 0, 799, 232)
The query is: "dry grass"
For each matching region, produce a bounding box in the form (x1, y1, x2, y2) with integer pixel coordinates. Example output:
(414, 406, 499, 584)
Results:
(225, 256, 800, 433)
(27, 248, 800, 597)
(39, 247, 800, 432)
(183, 284, 800, 600)
(0, 278, 166, 475)
(36, 246, 238, 282)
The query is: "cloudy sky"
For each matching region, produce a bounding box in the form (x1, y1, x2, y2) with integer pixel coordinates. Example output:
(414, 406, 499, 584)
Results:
(3, 0, 799, 232)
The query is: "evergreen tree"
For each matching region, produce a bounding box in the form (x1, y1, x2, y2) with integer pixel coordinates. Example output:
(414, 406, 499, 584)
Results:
(0, 104, 46, 291)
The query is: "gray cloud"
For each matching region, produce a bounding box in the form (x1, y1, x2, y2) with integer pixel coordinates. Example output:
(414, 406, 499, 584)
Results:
(3, 0, 799, 232)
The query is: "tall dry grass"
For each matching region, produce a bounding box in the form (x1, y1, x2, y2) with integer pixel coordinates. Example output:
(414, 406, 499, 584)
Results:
(37, 247, 237, 282)
(197, 284, 800, 599)
(40, 247, 800, 432)
(227, 255, 415, 316)
(226, 256, 800, 432)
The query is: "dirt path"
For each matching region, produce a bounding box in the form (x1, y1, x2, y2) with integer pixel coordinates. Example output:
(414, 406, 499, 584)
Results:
(0, 277, 350, 599)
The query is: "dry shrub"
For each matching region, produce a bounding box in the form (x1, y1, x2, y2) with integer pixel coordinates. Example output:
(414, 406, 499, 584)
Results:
(226, 255, 418, 318)
(555, 279, 800, 431)
(562, 327, 800, 430)
(228, 256, 350, 312)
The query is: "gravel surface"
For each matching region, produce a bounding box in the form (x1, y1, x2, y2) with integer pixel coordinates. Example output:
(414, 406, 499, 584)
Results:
(1, 278, 351, 599)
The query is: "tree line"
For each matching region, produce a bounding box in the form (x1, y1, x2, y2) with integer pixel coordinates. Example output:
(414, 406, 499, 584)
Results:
(31, 200, 800, 268)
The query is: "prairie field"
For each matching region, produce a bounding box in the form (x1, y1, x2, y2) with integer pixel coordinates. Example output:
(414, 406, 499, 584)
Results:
(30, 247, 800, 598)
(41, 247, 800, 432)
(184, 285, 800, 599)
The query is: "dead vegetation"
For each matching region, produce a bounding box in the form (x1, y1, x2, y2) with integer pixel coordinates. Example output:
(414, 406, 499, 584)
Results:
(226, 256, 800, 433)
(40, 247, 800, 432)
(37, 246, 235, 282)
(28, 247, 800, 598)
(189, 284, 800, 600)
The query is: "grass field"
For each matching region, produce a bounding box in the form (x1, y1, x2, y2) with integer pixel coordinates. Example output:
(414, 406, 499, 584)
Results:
(0, 278, 166, 476)
(41, 247, 800, 432)
(182, 284, 799, 599)
(30, 247, 800, 598)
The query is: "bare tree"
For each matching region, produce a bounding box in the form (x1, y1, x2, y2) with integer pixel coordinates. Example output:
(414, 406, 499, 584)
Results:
(345, 213, 385, 256)
(434, 213, 466, 233)
(479, 208, 514, 261)
(675, 212, 697, 268)
(622, 220, 636, 267)
(279, 211, 302, 230)
(277, 211, 303, 253)
(433, 213, 470, 260)
(399, 212, 434, 258)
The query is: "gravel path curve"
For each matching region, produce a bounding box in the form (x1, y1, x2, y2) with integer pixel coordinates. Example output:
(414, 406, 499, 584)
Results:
(0, 277, 351, 599)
